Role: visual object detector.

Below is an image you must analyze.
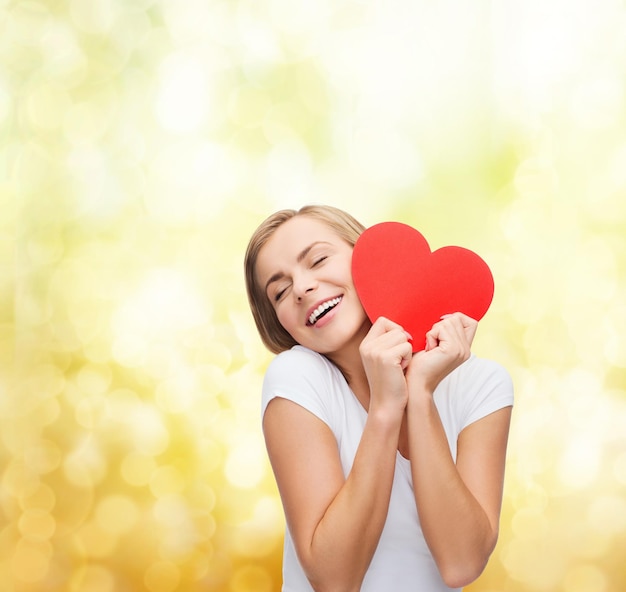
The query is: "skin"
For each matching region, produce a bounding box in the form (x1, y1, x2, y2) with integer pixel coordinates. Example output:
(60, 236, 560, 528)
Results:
(256, 216, 512, 592)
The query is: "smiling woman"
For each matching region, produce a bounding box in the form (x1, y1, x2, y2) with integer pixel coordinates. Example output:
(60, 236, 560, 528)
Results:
(244, 205, 366, 354)
(253, 216, 369, 358)
(243, 205, 514, 591)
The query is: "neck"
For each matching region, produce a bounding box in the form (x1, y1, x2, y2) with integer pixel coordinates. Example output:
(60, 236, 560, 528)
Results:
(325, 319, 371, 406)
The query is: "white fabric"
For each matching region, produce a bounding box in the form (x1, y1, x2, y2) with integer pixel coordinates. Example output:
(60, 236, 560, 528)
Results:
(261, 345, 514, 592)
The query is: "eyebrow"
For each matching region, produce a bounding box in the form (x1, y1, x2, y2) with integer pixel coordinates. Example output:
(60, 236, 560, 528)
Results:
(264, 241, 331, 292)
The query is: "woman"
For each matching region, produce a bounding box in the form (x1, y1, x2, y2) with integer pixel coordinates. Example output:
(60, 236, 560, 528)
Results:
(244, 205, 513, 591)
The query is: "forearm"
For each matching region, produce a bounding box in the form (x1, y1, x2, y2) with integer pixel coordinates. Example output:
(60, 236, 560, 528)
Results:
(303, 409, 402, 591)
(407, 392, 496, 588)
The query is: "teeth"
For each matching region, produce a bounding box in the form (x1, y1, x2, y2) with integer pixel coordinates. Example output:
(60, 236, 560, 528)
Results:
(308, 297, 342, 325)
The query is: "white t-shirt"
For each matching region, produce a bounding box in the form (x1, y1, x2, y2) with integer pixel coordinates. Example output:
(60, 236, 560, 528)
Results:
(261, 345, 514, 592)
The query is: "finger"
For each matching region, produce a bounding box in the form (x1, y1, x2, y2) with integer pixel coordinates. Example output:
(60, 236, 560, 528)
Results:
(426, 317, 466, 356)
(370, 330, 414, 357)
(440, 312, 478, 345)
(369, 316, 409, 337)
(424, 329, 438, 352)
(398, 342, 413, 370)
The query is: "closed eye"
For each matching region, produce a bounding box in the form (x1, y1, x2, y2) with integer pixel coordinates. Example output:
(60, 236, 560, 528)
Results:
(312, 255, 328, 267)
(274, 286, 289, 302)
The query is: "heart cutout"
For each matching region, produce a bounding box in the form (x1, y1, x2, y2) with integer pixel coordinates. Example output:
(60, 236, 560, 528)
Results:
(352, 222, 494, 352)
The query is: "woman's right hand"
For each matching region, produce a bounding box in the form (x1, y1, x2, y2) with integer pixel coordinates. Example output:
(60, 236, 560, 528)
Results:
(359, 316, 413, 416)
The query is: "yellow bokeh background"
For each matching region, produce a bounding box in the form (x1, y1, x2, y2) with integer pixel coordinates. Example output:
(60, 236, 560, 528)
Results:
(2, 1, 626, 590)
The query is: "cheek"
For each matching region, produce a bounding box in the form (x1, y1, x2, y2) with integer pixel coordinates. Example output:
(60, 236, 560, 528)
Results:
(275, 305, 295, 331)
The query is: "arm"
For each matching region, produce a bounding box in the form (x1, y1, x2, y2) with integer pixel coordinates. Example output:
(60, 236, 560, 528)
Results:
(406, 314, 512, 588)
(263, 318, 412, 592)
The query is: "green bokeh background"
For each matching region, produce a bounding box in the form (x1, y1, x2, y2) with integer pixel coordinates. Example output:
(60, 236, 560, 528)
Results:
(2, 1, 626, 591)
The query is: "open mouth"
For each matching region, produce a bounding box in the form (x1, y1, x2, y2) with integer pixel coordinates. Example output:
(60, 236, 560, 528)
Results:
(307, 296, 343, 326)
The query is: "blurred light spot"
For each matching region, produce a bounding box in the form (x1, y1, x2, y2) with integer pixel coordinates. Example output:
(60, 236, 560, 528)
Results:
(113, 269, 208, 344)
(195, 364, 227, 399)
(26, 228, 65, 266)
(558, 435, 601, 490)
(296, 63, 328, 115)
(224, 434, 266, 489)
(64, 103, 111, 144)
(40, 22, 88, 87)
(511, 508, 547, 540)
(107, 388, 141, 420)
(614, 450, 626, 486)
(196, 435, 223, 474)
(145, 141, 239, 223)
(194, 340, 232, 371)
(63, 437, 107, 488)
(350, 126, 423, 190)
(262, 101, 311, 144)
(269, 0, 330, 37)
(513, 157, 559, 198)
(501, 536, 566, 590)
(184, 548, 212, 581)
(566, 238, 617, 304)
(121, 452, 157, 487)
(195, 511, 217, 541)
(127, 405, 170, 456)
(228, 85, 271, 127)
(18, 509, 56, 541)
(162, 0, 215, 43)
(569, 75, 624, 129)
(511, 483, 549, 512)
(266, 139, 314, 206)
(105, 10, 151, 73)
(27, 84, 72, 131)
(2, 460, 40, 498)
(75, 521, 117, 558)
(0, 76, 10, 126)
(149, 465, 185, 498)
(70, 0, 114, 34)
(604, 303, 626, 368)
(188, 483, 216, 514)
(238, 13, 282, 79)
(144, 561, 180, 592)
(112, 334, 147, 368)
(587, 495, 626, 535)
(66, 146, 126, 219)
(155, 372, 199, 413)
(19, 483, 56, 512)
(76, 364, 112, 396)
(11, 539, 52, 583)
(563, 564, 608, 592)
(95, 495, 139, 536)
(155, 52, 211, 133)
(110, 127, 146, 168)
(230, 565, 273, 592)
(75, 395, 110, 429)
(570, 531, 611, 560)
(14, 142, 54, 195)
(607, 143, 626, 189)
(8, 1, 50, 46)
(233, 496, 284, 558)
(153, 495, 200, 557)
(153, 494, 191, 527)
(69, 564, 115, 592)
(24, 439, 62, 474)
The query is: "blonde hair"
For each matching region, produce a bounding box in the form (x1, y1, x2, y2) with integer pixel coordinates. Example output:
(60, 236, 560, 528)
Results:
(244, 205, 366, 354)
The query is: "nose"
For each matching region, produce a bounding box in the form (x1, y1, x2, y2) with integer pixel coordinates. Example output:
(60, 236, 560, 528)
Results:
(293, 271, 317, 301)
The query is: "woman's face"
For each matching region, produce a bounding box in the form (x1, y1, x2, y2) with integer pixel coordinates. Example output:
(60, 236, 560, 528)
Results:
(255, 216, 369, 355)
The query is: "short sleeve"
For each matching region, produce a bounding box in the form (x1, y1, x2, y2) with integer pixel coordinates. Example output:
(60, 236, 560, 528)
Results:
(261, 346, 338, 430)
(459, 356, 514, 430)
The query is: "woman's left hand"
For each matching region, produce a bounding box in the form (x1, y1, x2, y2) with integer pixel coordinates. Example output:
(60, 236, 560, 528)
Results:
(406, 312, 477, 394)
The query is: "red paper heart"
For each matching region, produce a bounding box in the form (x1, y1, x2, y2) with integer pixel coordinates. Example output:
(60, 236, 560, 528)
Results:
(352, 222, 494, 352)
